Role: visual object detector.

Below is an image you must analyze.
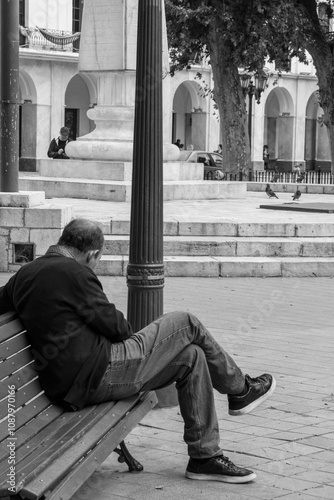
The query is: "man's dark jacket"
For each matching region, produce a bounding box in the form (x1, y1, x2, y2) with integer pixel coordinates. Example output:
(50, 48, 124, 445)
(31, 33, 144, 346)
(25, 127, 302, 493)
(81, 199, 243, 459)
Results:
(47, 137, 72, 159)
(0, 250, 132, 409)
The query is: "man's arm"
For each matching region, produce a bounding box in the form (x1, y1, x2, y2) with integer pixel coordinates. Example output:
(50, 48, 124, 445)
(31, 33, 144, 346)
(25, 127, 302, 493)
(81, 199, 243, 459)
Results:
(47, 139, 60, 159)
(73, 270, 133, 342)
(0, 282, 15, 315)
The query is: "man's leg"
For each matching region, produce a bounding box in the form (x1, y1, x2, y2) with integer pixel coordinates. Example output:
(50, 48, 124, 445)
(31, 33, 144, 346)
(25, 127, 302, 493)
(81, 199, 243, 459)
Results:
(88, 311, 275, 483)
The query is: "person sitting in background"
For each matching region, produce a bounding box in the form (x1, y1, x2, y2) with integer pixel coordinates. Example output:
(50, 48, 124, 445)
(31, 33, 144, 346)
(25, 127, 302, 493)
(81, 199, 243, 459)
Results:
(48, 126, 72, 159)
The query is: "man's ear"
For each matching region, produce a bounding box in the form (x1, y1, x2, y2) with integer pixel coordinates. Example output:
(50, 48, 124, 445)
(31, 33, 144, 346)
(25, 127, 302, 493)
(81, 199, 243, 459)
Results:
(86, 250, 100, 263)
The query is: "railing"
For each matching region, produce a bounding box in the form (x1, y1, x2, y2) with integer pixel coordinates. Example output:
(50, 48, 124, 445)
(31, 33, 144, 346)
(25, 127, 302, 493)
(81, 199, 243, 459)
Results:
(19, 26, 80, 52)
(222, 170, 334, 184)
(250, 170, 334, 184)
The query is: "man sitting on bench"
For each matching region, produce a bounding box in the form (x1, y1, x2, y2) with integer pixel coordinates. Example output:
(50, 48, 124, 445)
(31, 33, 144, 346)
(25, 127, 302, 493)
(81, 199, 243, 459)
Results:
(0, 219, 276, 485)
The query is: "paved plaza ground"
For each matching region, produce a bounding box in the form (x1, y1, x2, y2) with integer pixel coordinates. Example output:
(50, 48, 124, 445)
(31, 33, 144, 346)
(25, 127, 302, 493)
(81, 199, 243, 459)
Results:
(49, 190, 334, 227)
(1, 189, 334, 499)
(1, 273, 333, 499)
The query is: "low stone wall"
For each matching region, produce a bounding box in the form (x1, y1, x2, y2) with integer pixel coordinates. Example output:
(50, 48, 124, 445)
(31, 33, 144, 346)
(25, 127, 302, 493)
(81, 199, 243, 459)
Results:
(247, 182, 334, 195)
(35, 159, 204, 182)
(0, 191, 72, 272)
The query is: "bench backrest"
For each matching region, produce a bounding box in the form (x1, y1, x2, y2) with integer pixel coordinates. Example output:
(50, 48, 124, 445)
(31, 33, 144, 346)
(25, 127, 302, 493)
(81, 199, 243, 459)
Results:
(0, 312, 55, 445)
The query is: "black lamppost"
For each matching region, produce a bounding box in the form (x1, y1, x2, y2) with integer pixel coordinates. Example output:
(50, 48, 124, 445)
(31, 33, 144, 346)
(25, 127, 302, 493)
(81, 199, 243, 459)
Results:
(240, 71, 269, 150)
(127, 0, 164, 332)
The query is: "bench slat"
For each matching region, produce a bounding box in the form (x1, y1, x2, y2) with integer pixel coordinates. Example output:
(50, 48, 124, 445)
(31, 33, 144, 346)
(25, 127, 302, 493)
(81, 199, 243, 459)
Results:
(1, 396, 141, 496)
(0, 405, 64, 463)
(0, 403, 112, 484)
(0, 392, 52, 443)
(0, 348, 33, 381)
(0, 317, 25, 343)
(10, 378, 43, 410)
(0, 332, 28, 361)
(0, 408, 79, 479)
(23, 392, 158, 500)
(0, 362, 36, 400)
(0, 379, 44, 439)
(3, 401, 122, 489)
(10, 394, 52, 437)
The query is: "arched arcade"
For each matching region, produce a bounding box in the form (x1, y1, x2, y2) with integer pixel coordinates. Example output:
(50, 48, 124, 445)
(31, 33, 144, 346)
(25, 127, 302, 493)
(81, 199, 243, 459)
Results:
(264, 87, 295, 171)
(172, 80, 209, 150)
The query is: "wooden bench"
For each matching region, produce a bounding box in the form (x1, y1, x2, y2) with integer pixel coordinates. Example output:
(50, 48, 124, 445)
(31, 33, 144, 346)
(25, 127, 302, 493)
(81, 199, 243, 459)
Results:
(0, 311, 157, 500)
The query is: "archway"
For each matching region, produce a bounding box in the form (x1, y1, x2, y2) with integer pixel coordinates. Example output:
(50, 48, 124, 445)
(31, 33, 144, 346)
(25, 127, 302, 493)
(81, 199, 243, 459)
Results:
(305, 93, 331, 171)
(264, 87, 294, 171)
(65, 73, 96, 140)
(172, 81, 208, 150)
(19, 70, 38, 170)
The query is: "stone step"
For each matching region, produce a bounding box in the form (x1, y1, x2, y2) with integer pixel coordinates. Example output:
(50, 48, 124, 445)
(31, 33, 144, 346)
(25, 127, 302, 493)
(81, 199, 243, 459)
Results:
(96, 255, 334, 278)
(106, 220, 334, 238)
(103, 235, 334, 257)
(19, 176, 246, 202)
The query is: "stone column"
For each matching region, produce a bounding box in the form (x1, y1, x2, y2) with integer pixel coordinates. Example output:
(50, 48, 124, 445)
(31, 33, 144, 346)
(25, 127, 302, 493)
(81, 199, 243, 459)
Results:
(66, 0, 178, 162)
(252, 99, 266, 170)
(0, 0, 19, 191)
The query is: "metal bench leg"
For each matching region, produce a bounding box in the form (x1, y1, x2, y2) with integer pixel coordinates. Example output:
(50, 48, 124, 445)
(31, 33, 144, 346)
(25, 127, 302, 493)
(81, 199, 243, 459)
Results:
(113, 440, 144, 472)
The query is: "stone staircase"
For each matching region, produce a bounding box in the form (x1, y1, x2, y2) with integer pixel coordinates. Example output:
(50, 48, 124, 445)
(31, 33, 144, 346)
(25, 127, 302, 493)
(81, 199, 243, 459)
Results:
(18, 159, 334, 277)
(96, 220, 334, 277)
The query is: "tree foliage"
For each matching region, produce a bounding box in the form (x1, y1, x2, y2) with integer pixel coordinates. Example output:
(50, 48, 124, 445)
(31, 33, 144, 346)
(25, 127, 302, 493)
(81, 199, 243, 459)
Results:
(165, 0, 334, 172)
(166, 0, 311, 75)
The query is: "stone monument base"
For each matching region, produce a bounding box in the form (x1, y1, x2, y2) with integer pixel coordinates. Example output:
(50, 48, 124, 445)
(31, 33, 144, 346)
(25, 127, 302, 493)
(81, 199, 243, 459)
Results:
(19, 159, 247, 202)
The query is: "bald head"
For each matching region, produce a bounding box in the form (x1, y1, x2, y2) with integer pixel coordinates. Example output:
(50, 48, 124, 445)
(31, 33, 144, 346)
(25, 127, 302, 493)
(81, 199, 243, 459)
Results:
(58, 219, 104, 254)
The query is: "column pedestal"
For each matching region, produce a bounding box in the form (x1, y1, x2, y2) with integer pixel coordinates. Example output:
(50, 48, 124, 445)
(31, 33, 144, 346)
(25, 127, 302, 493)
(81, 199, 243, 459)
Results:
(65, 0, 179, 163)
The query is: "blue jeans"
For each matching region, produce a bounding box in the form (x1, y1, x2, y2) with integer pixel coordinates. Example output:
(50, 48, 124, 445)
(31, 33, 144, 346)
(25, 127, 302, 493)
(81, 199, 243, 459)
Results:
(87, 311, 245, 459)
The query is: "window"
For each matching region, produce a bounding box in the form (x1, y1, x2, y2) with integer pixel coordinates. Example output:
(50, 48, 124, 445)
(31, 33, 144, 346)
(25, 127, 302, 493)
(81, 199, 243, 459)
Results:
(19, 0, 25, 24)
(72, 0, 84, 49)
(19, 0, 26, 45)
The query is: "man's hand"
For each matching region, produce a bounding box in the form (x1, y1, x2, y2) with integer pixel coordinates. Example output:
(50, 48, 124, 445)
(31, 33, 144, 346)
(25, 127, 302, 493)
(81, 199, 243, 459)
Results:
(58, 148, 64, 154)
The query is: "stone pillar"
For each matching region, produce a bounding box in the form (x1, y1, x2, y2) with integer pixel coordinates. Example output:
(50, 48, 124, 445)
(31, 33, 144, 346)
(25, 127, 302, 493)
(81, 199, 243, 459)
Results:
(66, 0, 179, 162)
(252, 99, 266, 170)
(0, 0, 20, 192)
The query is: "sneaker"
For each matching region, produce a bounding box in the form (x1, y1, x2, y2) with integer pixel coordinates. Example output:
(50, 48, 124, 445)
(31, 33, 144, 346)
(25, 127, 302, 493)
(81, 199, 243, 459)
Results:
(185, 455, 256, 483)
(228, 373, 276, 416)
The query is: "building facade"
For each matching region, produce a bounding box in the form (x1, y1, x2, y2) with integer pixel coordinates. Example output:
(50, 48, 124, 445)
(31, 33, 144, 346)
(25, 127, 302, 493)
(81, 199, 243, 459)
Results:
(17, 0, 331, 172)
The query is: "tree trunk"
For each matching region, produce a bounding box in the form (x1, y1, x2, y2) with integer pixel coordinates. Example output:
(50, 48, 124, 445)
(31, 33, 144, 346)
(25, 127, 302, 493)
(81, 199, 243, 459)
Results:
(296, 0, 334, 173)
(316, 60, 334, 175)
(306, 43, 334, 174)
(207, 17, 251, 176)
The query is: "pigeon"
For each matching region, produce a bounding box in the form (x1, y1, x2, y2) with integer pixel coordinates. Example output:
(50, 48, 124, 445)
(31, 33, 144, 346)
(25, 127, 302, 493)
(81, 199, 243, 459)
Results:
(265, 184, 279, 199)
(292, 189, 301, 201)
